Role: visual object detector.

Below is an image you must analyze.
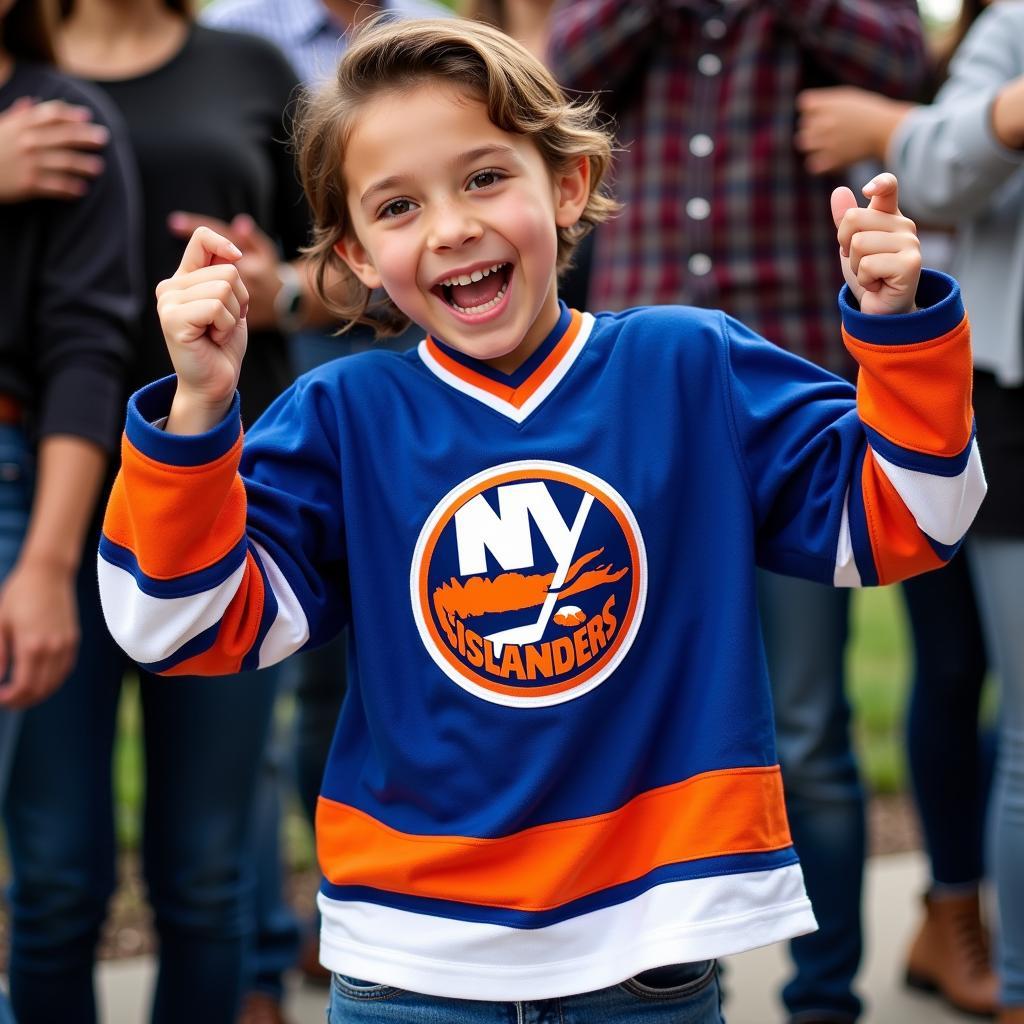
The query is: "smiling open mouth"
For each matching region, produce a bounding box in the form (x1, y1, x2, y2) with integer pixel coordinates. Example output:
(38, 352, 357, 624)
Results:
(434, 262, 512, 314)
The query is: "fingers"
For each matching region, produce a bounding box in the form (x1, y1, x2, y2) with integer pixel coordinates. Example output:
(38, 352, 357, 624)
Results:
(844, 231, 911, 278)
(34, 118, 110, 152)
(27, 98, 95, 128)
(168, 211, 234, 240)
(37, 145, 105, 179)
(230, 213, 257, 244)
(830, 186, 858, 232)
(0, 621, 9, 689)
(863, 171, 900, 215)
(173, 226, 243, 275)
(0, 631, 75, 711)
(26, 173, 90, 200)
(853, 251, 920, 294)
(836, 208, 917, 256)
(156, 263, 249, 345)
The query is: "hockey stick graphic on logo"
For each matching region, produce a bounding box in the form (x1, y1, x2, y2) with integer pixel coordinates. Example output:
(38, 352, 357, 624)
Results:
(485, 492, 594, 657)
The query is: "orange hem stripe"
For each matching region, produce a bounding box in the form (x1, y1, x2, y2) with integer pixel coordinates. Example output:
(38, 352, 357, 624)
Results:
(425, 310, 583, 409)
(316, 765, 792, 912)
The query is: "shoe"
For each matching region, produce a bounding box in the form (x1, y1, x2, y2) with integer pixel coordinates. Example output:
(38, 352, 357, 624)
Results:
(996, 1010, 1024, 1024)
(237, 991, 292, 1024)
(298, 931, 332, 987)
(905, 888, 998, 1017)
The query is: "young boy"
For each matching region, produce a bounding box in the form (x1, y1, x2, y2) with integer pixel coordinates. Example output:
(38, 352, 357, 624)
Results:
(98, 18, 985, 1023)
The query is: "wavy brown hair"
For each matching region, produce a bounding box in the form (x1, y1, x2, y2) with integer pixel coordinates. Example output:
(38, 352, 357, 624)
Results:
(295, 17, 618, 336)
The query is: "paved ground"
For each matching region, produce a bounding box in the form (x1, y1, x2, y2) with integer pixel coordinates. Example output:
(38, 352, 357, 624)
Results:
(3, 851, 983, 1023)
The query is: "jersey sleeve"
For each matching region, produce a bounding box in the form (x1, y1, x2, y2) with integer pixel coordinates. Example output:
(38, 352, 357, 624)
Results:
(97, 374, 350, 675)
(725, 269, 984, 587)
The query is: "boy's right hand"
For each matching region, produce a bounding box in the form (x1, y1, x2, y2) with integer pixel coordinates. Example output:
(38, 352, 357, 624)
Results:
(156, 227, 250, 434)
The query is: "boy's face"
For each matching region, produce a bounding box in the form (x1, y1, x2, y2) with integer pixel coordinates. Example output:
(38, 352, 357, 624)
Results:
(335, 82, 589, 372)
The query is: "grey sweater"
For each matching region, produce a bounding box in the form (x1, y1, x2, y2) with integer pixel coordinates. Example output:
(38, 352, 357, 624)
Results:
(890, 2, 1024, 385)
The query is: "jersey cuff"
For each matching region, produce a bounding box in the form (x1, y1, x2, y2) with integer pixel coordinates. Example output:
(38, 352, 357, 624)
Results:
(839, 269, 964, 346)
(126, 375, 242, 467)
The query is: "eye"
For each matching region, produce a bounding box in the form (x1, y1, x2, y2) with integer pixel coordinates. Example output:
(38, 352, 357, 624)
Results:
(378, 198, 416, 220)
(467, 169, 504, 191)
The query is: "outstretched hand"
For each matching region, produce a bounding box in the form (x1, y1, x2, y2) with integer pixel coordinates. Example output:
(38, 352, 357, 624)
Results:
(831, 173, 921, 316)
(156, 226, 250, 434)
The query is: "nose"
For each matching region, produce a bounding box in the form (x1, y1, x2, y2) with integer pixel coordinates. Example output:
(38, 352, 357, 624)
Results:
(426, 198, 481, 251)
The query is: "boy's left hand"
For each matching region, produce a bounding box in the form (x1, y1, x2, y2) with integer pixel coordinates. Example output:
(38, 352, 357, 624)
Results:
(831, 172, 921, 316)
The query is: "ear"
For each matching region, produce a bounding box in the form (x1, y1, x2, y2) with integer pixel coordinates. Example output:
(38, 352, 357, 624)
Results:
(553, 156, 591, 230)
(333, 235, 383, 290)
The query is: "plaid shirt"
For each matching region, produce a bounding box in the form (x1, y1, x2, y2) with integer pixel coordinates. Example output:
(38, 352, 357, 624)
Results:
(549, 0, 926, 372)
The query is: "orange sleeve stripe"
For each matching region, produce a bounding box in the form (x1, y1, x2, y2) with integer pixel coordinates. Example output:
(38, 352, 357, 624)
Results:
(316, 765, 791, 912)
(103, 434, 247, 581)
(843, 316, 973, 458)
(160, 549, 266, 676)
(860, 448, 946, 586)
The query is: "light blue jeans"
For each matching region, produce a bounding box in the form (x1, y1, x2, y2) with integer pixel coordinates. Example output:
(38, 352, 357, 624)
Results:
(326, 962, 723, 1023)
(969, 538, 1024, 1007)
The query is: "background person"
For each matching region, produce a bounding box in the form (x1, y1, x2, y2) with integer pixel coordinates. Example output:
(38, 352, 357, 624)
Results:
(2, 0, 308, 1020)
(794, 3, 998, 1015)
(547, 3, 928, 1021)
(0, 0, 139, 1018)
(891, 5, 1024, 1020)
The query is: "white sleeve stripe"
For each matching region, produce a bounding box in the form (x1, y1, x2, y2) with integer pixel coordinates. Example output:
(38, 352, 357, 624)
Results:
(871, 439, 987, 546)
(833, 489, 863, 588)
(252, 541, 310, 668)
(97, 553, 248, 665)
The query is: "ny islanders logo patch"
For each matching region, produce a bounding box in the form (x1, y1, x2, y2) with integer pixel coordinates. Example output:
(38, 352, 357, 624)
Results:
(410, 461, 647, 707)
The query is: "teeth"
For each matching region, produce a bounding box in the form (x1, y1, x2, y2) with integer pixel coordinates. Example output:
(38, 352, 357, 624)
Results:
(450, 279, 509, 315)
(439, 262, 505, 287)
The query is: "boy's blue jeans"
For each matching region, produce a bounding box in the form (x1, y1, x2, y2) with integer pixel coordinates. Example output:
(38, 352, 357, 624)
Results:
(327, 962, 723, 1023)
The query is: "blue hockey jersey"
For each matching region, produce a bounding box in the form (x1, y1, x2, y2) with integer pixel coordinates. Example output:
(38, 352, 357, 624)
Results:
(99, 270, 984, 1000)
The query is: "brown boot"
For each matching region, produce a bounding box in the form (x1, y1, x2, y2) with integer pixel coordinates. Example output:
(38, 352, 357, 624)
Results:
(996, 1009, 1024, 1024)
(905, 888, 998, 1017)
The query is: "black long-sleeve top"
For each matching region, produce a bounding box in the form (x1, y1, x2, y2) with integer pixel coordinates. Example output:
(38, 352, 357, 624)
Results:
(85, 25, 309, 426)
(0, 62, 141, 451)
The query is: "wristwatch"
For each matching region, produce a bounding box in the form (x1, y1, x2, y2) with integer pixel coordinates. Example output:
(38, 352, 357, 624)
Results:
(274, 262, 306, 334)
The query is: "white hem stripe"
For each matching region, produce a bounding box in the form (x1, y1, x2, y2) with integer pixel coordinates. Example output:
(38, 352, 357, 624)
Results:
(316, 864, 815, 1001)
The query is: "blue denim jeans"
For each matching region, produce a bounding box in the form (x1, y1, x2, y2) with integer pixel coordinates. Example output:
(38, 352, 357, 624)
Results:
(902, 550, 991, 888)
(2, 552, 282, 1024)
(757, 572, 862, 1023)
(326, 962, 723, 1023)
(0, 425, 33, 1024)
(969, 538, 1024, 1007)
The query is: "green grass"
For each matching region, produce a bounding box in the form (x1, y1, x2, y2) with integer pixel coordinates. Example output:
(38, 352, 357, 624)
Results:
(848, 585, 912, 794)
